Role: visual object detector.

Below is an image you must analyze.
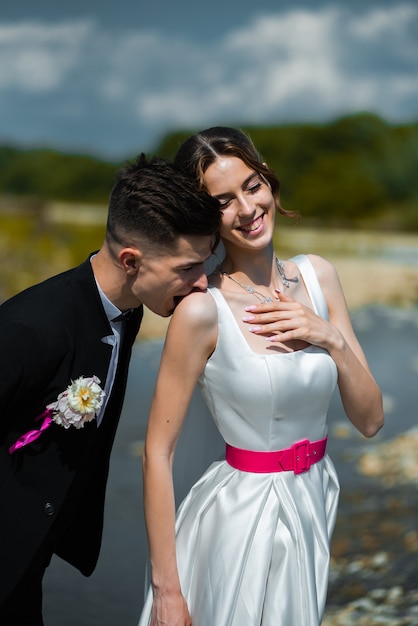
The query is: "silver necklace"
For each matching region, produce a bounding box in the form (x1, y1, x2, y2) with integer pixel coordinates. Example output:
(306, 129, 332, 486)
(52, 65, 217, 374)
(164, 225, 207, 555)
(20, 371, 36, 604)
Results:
(216, 258, 299, 303)
(276, 258, 299, 289)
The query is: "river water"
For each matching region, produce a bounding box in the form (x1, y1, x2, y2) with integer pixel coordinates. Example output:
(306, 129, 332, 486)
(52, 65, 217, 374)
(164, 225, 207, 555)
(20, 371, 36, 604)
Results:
(43, 304, 418, 625)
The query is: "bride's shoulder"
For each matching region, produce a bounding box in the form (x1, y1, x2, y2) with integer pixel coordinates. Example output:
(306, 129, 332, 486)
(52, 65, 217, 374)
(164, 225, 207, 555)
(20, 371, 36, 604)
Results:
(167, 290, 218, 357)
(303, 254, 339, 281)
(171, 289, 217, 327)
(303, 254, 346, 307)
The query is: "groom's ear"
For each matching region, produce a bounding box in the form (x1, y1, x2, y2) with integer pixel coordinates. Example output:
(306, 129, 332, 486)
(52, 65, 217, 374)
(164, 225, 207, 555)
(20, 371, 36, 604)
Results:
(119, 247, 142, 275)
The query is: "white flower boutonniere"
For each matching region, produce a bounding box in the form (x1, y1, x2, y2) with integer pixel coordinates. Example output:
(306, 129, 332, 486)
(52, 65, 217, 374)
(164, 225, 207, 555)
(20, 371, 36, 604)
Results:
(49, 375, 106, 430)
(9, 376, 105, 454)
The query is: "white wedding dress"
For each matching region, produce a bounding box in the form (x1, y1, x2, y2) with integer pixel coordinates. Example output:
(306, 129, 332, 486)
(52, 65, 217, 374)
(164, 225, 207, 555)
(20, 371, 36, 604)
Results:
(139, 254, 340, 626)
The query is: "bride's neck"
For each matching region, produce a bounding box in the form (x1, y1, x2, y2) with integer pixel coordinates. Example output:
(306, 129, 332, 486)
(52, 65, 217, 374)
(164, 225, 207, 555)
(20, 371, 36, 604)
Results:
(222, 249, 276, 284)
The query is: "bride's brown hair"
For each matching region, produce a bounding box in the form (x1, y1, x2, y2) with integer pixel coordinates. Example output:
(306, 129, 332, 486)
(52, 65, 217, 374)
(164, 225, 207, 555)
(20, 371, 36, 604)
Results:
(174, 126, 298, 219)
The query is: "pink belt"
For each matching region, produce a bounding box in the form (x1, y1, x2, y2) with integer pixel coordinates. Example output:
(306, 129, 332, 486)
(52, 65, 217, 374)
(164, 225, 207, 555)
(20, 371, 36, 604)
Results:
(226, 437, 327, 474)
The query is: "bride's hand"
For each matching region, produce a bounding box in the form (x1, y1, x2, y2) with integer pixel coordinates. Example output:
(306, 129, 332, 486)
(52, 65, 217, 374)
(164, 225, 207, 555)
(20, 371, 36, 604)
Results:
(150, 591, 192, 626)
(242, 290, 342, 351)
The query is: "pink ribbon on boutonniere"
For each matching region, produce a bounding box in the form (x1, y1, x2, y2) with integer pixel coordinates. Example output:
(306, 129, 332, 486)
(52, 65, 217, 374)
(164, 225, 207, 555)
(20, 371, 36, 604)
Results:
(8, 375, 105, 454)
(9, 409, 53, 454)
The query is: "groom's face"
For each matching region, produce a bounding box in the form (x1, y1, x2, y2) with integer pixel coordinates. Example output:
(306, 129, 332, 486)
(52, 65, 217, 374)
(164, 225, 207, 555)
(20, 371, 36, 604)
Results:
(133, 234, 212, 317)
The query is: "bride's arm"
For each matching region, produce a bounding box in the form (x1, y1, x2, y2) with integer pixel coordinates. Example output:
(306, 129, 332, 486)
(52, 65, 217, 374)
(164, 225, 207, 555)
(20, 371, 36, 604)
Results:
(142, 291, 217, 626)
(311, 254, 384, 437)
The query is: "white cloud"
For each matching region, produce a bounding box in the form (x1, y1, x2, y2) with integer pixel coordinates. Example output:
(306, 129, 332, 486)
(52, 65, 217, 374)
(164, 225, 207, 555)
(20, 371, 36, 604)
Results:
(129, 3, 418, 127)
(348, 3, 416, 39)
(0, 20, 93, 91)
(0, 3, 416, 155)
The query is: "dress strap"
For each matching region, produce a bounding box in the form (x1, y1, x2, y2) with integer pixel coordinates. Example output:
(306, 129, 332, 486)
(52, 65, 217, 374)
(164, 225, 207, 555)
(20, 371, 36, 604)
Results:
(291, 254, 329, 320)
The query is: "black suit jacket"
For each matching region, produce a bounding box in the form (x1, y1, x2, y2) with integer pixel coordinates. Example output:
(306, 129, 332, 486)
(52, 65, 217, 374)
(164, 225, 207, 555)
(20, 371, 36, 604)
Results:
(0, 256, 143, 603)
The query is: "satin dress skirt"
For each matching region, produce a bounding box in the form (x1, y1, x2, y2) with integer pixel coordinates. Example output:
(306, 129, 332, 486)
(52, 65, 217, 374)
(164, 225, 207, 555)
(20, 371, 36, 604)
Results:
(139, 455, 339, 626)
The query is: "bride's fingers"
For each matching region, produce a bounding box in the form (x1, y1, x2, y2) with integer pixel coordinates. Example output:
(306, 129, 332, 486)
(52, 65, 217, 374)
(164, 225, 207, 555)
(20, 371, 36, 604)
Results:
(244, 294, 296, 315)
(243, 305, 299, 325)
(243, 309, 300, 329)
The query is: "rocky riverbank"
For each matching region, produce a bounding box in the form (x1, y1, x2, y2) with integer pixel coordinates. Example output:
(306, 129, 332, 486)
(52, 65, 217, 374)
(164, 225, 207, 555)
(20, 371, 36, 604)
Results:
(323, 429, 418, 625)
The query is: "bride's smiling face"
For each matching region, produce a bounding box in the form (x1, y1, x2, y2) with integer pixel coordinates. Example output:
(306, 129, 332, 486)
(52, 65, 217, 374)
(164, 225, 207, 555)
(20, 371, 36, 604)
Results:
(203, 156, 276, 251)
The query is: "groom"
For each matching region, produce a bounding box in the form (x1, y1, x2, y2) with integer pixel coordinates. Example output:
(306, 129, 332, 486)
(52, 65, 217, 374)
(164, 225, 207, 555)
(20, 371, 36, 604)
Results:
(0, 154, 221, 624)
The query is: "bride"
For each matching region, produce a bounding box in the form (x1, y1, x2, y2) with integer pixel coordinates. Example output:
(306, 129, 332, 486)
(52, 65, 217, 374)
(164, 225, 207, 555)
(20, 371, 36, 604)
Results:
(138, 127, 383, 626)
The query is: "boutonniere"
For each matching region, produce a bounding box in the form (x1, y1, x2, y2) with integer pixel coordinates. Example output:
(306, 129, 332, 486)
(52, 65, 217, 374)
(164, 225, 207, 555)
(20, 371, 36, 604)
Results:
(9, 376, 105, 454)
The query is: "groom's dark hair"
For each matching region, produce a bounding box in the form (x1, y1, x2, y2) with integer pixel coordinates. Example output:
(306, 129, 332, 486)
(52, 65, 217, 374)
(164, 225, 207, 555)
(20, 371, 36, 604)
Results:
(106, 154, 221, 252)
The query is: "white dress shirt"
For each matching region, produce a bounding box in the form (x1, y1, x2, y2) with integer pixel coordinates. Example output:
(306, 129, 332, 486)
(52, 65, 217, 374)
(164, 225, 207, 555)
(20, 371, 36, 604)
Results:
(95, 283, 125, 426)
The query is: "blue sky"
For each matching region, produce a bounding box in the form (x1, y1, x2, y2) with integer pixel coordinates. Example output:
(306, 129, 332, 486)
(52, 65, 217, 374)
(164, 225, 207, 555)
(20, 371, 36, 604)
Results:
(1, 0, 417, 159)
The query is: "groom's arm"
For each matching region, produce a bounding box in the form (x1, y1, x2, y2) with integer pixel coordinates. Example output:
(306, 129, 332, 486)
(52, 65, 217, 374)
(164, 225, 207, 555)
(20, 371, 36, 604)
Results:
(0, 314, 53, 436)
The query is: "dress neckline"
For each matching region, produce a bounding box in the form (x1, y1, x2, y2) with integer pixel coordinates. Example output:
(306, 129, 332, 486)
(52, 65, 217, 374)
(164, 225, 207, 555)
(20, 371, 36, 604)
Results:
(206, 286, 315, 358)
(207, 255, 328, 358)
